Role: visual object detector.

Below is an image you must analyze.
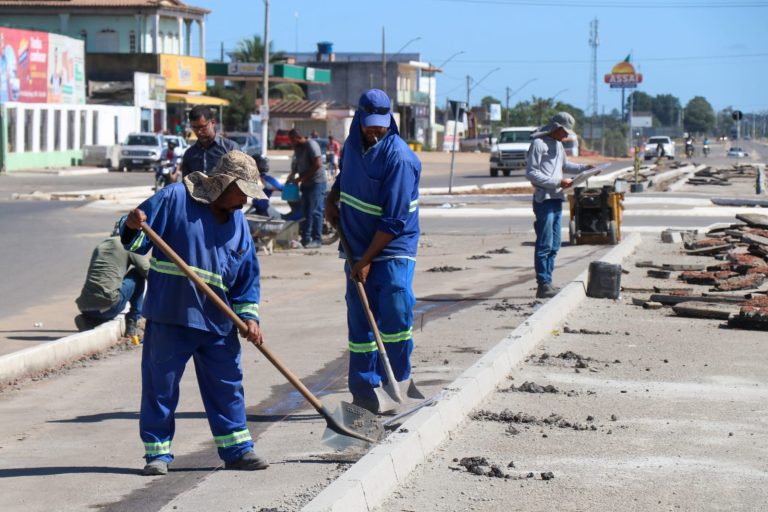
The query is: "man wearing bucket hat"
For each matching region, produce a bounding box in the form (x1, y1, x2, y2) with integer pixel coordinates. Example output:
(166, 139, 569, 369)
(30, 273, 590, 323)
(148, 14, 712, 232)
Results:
(324, 89, 421, 413)
(121, 151, 270, 476)
(526, 112, 598, 299)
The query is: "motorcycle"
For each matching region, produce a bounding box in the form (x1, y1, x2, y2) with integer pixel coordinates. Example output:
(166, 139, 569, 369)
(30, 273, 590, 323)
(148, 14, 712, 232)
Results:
(702, 145, 710, 157)
(154, 154, 179, 191)
(685, 144, 694, 159)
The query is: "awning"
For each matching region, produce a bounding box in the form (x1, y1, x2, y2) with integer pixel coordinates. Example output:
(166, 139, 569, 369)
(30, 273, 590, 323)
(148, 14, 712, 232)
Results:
(166, 93, 230, 106)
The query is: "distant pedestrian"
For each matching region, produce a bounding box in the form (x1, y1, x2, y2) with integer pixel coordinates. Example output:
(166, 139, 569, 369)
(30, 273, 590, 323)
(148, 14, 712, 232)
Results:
(287, 128, 327, 248)
(526, 112, 598, 299)
(75, 221, 150, 337)
(325, 89, 421, 413)
(327, 135, 341, 178)
(181, 105, 239, 177)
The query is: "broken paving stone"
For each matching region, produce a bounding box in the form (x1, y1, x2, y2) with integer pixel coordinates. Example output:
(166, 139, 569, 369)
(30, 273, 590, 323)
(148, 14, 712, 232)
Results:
(467, 254, 492, 260)
(486, 247, 511, 254)
(541, 472, 555, 481)
(426, 265, 464, 273)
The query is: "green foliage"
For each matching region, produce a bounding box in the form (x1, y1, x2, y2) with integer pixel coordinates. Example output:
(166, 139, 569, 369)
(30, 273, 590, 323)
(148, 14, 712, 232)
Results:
(627, 91, 654, 113)
(207, 84, 255, 132)
(652, 94, 681, 127)
(232, 35, 285, 63)
(683, 96, 715, 134)
(271, 83, 305, 102)
(715, 106, 735, 137)
(480, 95, 501, 107)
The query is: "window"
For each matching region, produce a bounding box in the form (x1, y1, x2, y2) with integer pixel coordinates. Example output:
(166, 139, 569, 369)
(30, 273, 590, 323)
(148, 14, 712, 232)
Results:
(91, 111, 98, 145)
(67, 110, 75, 150)
(80, 110, 87, 146)
(54, 110, 62, 150)
(40, 109, 48, 151)
(7, 108, 16, 153)
(129, 30, 136, 53)
(24, 109, 33, 152)
(159, 31, 164, 53)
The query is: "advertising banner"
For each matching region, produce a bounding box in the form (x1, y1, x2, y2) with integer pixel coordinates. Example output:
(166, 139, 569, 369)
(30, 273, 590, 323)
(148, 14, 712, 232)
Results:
(0, 27, 48, 103)
(47, 33, 85, 104)
(134, 72, 166, 108)
(159, 54, 205, 92)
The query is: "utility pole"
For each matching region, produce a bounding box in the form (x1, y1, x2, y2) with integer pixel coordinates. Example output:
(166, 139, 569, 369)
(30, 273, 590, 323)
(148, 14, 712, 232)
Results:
(220, 41, 224, 62)
(466, 75, 472, 108)
(588, 18, 599, 148)
(504, 78, 537, 126)
(260, 0, 269, 157)
(381, 27, 386, 93)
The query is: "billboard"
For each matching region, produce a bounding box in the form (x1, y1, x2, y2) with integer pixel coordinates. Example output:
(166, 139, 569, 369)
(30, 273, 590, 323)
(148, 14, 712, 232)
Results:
(47, 33, 85, 104)
(0, 27, 85, 104)
(0, 27, 48, 103)
(159, 54, 206, 92)
(134, 72, 166, 109)
(604, 56, 643, 89)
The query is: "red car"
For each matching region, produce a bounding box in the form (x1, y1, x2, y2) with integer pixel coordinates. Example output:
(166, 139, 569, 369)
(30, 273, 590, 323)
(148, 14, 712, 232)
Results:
(272, 129, 292, 149)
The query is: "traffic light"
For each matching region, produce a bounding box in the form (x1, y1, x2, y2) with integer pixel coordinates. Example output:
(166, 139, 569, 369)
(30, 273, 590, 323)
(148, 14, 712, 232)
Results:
(732, 110, 743, 121)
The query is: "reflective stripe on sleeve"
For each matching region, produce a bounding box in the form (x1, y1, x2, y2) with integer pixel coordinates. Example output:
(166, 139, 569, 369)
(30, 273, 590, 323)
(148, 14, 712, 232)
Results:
(150, 257, 229, 292)
(233, 303, 259, 317)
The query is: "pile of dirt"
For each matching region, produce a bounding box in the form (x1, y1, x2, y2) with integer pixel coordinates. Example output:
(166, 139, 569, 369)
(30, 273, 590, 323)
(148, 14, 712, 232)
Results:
(506, 381, 559, 394)
(467, 254, 492, 260)
(486, 247, 511, 254)
(452, 456, 555, 481)
(471, 409, 599, 432)
(426, 266, 464, 273)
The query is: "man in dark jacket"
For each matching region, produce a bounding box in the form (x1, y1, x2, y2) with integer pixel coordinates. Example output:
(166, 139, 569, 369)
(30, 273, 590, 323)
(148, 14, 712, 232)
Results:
(181, 105, 238, 177)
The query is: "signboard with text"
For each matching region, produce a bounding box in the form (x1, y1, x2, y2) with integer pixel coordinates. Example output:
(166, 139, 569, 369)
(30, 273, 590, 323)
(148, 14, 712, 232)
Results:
(159, 54, 206, 92)
(47, 33, 85, 104)
(604, 57, 643, 89)
(0, 27, 49, 103)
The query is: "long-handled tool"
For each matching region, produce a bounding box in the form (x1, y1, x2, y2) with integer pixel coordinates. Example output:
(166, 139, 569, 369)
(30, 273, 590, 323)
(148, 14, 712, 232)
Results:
(338, 228, 424, 414)
(139, 222, 382, 449)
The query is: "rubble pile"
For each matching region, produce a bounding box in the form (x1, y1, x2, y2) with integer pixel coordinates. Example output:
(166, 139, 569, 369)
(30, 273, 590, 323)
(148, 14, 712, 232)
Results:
(631, 213, 768, 331)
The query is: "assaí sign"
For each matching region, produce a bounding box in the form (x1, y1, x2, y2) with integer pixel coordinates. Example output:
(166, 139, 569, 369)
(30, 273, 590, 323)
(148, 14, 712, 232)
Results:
(604, 55, 642, 89)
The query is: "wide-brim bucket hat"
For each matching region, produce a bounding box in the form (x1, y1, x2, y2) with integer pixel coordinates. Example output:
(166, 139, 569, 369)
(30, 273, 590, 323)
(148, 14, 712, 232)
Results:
(532, 111, 577, 139)
(184, 150, 267, 204)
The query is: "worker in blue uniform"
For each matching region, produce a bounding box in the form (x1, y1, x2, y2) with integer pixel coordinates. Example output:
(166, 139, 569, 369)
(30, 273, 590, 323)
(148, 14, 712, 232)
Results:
(121, 151, 270, 476)
(325, 89, 421, 413)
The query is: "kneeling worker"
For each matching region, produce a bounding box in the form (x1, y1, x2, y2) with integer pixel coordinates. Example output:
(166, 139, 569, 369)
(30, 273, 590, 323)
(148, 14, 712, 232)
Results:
(75, 222, 150, 336)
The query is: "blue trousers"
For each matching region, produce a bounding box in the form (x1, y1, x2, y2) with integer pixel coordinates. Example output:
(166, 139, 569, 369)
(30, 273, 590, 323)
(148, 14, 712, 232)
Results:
(345, 258, 415, 400)
(300, 182, 327, 245)
(81, 267, 145, 324)
(533, 199, 563, 285)
(139, 321, 253, 463)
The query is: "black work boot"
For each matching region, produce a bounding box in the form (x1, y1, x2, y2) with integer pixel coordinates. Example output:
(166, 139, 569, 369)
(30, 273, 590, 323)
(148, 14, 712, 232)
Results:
(536, 282, 560, 299)
(225, 451, 269, 470)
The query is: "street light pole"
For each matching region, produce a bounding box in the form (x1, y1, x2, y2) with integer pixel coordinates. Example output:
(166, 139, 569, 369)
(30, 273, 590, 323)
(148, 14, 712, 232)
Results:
(261, 0, 269, 157)
(505, 77, 537, 125)
(466, 67, 501, 109)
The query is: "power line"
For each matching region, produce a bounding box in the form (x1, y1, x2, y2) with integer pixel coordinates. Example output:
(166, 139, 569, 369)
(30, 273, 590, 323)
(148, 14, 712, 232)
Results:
(450, 52, 768, 64)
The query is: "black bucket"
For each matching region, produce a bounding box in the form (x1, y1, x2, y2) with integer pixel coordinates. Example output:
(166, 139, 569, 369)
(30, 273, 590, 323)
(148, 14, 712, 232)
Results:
(587, 261, 622, 299)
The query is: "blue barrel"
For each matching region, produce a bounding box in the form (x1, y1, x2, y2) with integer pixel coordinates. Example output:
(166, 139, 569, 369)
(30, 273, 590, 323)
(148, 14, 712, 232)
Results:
(586, 261, 622, 299)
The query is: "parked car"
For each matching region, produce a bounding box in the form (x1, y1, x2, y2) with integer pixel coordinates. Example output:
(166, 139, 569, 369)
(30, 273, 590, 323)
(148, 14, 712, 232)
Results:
(119, 133, 164, 172)
(643, 136, 675, 160)
(227, 132, 262, 157)
(460, 134, 492, 152)
(727, 147, 749, 158)
(273, 129, 292, 149)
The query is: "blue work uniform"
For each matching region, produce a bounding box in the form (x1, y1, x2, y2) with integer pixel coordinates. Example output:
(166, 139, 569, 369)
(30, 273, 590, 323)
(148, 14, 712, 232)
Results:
(333, 111, 421, 402)
(121, 183, 260, 464)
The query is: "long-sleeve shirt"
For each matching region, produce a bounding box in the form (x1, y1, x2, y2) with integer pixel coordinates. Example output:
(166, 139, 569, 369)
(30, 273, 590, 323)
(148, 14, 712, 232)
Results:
(526, 136, 589, 202)
(180, 134, 239, 177)
(76, 237, 150, 312)
(120, 183, 260, 335)
(332, 112, 421, 260)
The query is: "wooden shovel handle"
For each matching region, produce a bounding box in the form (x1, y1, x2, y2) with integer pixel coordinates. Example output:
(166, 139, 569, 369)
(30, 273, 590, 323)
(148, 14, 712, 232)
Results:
(139, 221, 323, 411)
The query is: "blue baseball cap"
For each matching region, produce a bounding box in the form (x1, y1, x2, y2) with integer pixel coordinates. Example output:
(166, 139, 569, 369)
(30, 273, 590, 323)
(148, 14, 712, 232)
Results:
(358, 89, 392, 128)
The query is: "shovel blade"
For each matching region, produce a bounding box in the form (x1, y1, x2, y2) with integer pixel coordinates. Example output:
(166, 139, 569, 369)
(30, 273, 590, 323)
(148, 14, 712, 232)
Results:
(321, 401, 384, 451)
(373, 378, 427, 415)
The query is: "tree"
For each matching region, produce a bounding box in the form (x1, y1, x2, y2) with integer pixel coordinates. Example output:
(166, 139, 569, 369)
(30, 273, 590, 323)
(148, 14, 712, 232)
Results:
(716, 107, 735, 137)
(480, 95, 501, 108)
(232, 35, 285, 64)
(626, 91, 653, 113)
(683, 96, 715, 134)
(652, 94, 681, 127)
(271, 83, 304, 102)
(207, 84, 256, 132)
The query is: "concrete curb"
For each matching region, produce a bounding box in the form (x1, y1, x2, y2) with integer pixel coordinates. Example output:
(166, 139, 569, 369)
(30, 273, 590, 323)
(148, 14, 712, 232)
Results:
(302, 232, 643, 512)
(666, 164, 707, 192)
(0, 317, 125, 384)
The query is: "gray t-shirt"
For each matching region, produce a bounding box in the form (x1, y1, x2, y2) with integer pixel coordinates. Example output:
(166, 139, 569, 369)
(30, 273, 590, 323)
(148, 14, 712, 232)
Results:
(295, 139, 326, 187)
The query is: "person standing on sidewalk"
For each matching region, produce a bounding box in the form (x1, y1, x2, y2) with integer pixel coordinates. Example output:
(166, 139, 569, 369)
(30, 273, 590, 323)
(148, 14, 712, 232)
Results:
(121, 151, 270, 476)
(287, 128, 327, 249)
(326, 135, 341, 178)
(526, 112, 595, 299)
(75, 221, 150, 336)
(180, 105, 239, 177)
(325, 89, 421, 413)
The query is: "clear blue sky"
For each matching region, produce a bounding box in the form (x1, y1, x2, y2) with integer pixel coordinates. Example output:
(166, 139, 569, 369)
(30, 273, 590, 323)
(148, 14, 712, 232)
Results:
(192, 0, 768, 115)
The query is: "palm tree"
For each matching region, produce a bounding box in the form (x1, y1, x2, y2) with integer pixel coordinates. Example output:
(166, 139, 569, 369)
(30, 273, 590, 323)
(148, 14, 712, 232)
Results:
(270, 83, 304, 101)
(231, 35, 285, 64)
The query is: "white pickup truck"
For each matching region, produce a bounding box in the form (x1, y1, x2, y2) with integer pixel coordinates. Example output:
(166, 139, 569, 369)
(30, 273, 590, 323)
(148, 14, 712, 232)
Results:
(489, 126, 536, 177)
(643, 136, 675, 160)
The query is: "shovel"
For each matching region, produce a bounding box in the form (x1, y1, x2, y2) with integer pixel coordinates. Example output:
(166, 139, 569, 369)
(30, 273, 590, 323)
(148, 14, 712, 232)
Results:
(338, 227, 424, 414)
(139, 222, 383, 449)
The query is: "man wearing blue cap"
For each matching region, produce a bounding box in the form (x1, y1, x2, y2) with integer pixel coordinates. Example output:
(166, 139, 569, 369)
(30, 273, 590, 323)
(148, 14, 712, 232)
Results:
(325, 89, 421, 413)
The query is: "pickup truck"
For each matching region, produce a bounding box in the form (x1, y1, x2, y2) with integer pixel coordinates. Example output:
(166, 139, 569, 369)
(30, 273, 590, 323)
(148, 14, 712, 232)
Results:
(643, 136, 675, 160)
(118, 133, 164, 172)
(489, 126, 536, 177)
